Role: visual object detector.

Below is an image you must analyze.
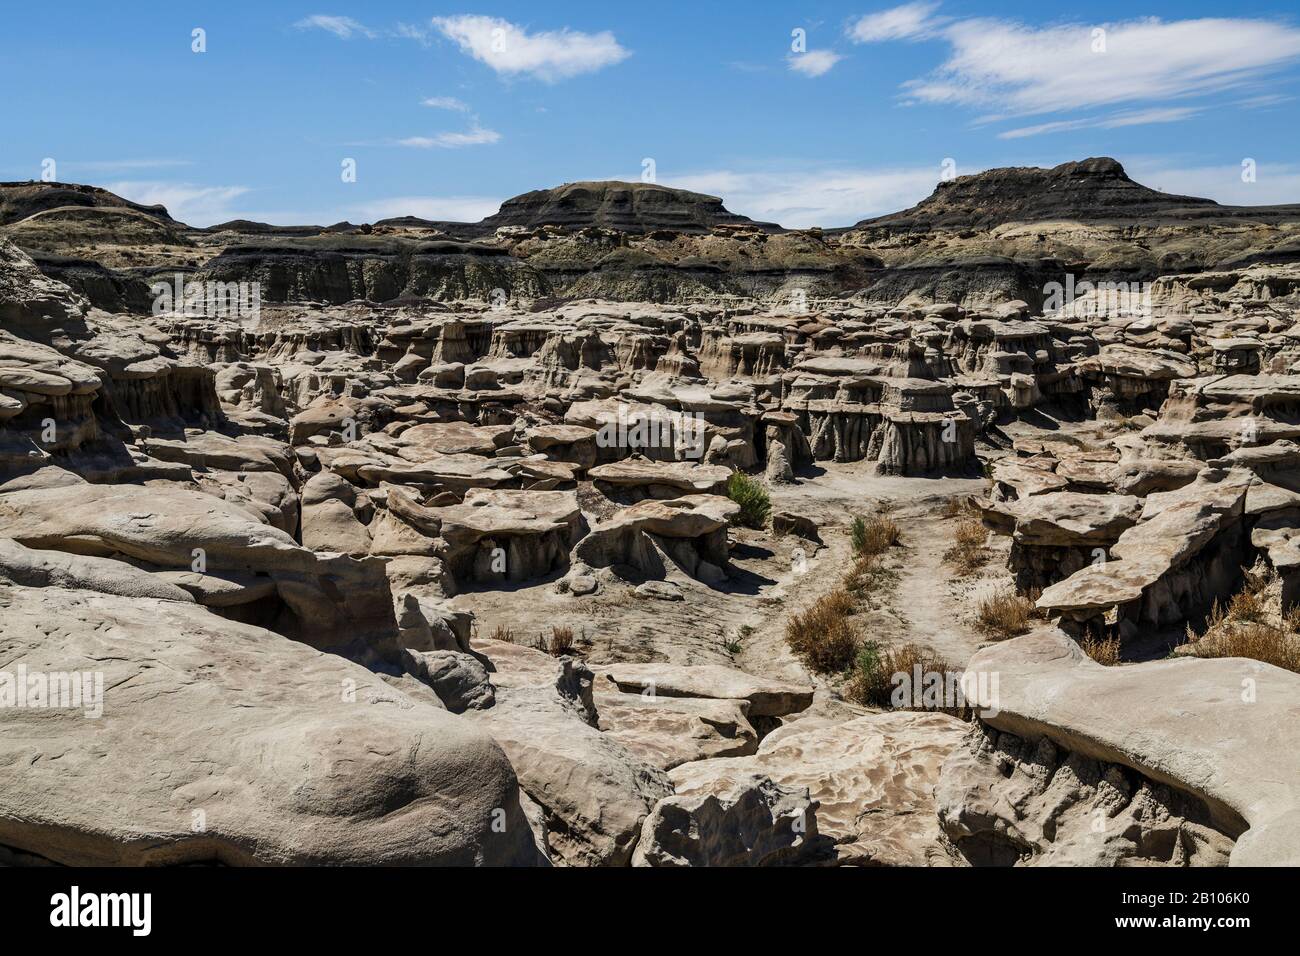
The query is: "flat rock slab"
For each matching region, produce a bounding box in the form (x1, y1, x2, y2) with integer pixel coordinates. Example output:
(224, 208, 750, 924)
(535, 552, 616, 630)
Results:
(668, 711, 968, 866)
(0, 583, 542, 866)
(595, 683, 758, 770)
(589, 460, 732, 494)
(994, 491, 1142, 546)
(960, 629, 1300, 866)
(598, 662, 812, 718)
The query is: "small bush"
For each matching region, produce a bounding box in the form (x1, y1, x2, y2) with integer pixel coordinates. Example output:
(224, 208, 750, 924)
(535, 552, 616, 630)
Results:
(547, 625, 576, 657)
(1181, 575, 1300, 674)
(975, 590, 1036, 639)
(727, 471, 771, 529)
(851, 514, 901, 557)
(944, 517, 988, 575)
(846, 641, 962, 713)
(846, 641, 888, 706)
(1078, 631, 1122, 666)
(785, 589, 859, 672)
(844, 555, 879, 593)
(1226, 587, 1268, 624)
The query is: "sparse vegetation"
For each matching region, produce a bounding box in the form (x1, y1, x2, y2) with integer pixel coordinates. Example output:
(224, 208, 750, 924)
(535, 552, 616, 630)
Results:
(785, 511, 907, 676)
(1180, 567, 1300, 673)
(975, 589, 1036, 639)
(1078, 631, 1122, 666)
(1190, 621, 1300, 672)
(726, 471, 771, 529)
(785, 589, 859, 673)
(489, 624, 514, 643)
(851, 514, 901, 557)
(944, 517, 989, 575)
(846, 640, 963, 715)
(546, 625, 577, 657)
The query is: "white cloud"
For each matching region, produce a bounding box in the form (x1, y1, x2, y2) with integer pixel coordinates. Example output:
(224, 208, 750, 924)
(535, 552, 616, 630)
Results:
(394, 22, 432, 45)
(998, 106, 1203, 139)
(421, 96, 470, 111)
(103, 181, 504, 227)
(666, 165, 952, 229)
(903, 16, 1300, 119)
(431, 15, 629, 82)
(787, 50, 843, 77)
(105, 181, 251, 226)
(848, 2, 942, 43)
(1123, 158, 1300, 206)
(398, 124, 501, 148)
(295, 15, 376, 40)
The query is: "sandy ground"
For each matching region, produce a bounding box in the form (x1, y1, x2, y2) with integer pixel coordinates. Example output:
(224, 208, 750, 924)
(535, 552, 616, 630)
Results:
(450, 460, 1019, 721)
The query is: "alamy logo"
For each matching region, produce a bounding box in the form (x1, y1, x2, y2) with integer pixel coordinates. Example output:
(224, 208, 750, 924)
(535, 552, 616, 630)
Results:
(891, 666, 999, 718)
(0, 664, 103, 718)
(150, 273, 262, 325)
(50, 886, 151, 936)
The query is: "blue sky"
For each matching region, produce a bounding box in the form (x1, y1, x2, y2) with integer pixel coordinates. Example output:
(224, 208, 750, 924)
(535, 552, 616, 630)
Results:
(2, 1, 1298, 227)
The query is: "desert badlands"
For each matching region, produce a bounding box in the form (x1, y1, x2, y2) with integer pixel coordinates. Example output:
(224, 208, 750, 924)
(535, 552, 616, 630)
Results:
(1, 160, 1299, 871)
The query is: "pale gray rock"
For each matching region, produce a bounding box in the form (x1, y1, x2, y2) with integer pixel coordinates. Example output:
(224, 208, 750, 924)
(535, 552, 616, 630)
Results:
(633, 773, 821, 866)
(0, 583, 545, 866)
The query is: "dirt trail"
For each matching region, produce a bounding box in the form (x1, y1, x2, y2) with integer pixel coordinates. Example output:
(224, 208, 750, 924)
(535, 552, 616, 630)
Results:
(738, 465, 998, 681)
(887, 509, 1002, 668)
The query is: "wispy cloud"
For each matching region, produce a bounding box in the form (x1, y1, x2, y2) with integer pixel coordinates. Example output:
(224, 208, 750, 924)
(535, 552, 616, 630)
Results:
(431, 15, 629, 82)
(421, 96, 470, 112)
(294, 15, 376, 40)
(998, 106, 1203, 139)
(105, 181, 250, 225)
(666, 165, 953, 229)
(900, 15, 1300, 121)
(788, 50, 843, 77)
(398, 124, 501, 149)
(847, 2, 942, 43)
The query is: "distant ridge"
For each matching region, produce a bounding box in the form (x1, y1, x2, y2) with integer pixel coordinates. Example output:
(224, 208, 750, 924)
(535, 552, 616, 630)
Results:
(846, 157, 1300, 233)
(0, 181, 178, 228)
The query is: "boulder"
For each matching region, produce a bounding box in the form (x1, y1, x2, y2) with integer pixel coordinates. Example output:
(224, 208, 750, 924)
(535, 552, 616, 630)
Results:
(633, 774, 821, 866)
(0, 583, 544, 866)
(944, 628, 1300, 866)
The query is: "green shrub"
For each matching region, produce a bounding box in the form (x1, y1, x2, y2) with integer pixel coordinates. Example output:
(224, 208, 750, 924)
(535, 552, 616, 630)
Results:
(727, 471, 771, 529)
(851, 515, 900, 557)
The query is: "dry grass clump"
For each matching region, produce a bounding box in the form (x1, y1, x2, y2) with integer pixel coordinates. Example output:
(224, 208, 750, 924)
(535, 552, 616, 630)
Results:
(975, 589, 1036, 639)
(851, 514, 901, 558)
(1190, 622, 1300, 672)
(1077, 631, 1122, 666)
(1185, 600, 1300, 672)
(944, 517, 989, 575)
(785, 589, 859, 673)
(939, 496, 977, 520)
(546, 625, 577, 657)
(846, 640, 965, 715)
(843, 554, 899, 599)
(1180, 567, 1300, 673)
(489, 624, 514, 642)
(1223, 585, 1269, 624)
